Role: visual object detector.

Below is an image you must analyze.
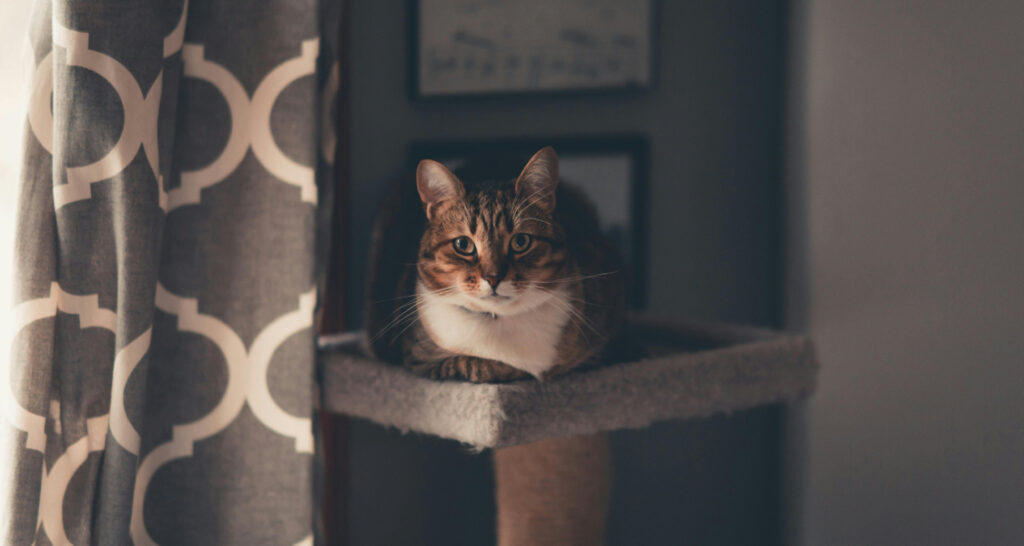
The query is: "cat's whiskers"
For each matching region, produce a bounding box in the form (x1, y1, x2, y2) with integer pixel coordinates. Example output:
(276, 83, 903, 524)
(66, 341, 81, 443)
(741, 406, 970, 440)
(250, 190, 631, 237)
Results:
(510, 189, 540, 218)
(512, 195, 548, 221)
(391, 311, 424, 342)
(393, 281, 516, 345)
(375, 285, 459, 304)
(540, 293, 587, 338)
(373, 292, 429, 304)
(533, 285, 603, 338)
(518, 217, 550, 227)
(558, 300, 603, 338)
(373, 286, 460, 341)
(373, 299, 423, 339)
(529, 270, 619, 285)
(511, 188, 552, 222)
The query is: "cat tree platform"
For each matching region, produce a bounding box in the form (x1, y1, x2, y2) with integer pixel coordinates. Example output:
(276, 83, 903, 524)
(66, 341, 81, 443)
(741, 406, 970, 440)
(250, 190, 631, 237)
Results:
(317, 317, 818, 449)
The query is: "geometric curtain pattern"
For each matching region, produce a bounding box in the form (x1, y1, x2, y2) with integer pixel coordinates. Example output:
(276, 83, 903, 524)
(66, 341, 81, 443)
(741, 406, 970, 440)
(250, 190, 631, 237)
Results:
(3, 0, 340, 543)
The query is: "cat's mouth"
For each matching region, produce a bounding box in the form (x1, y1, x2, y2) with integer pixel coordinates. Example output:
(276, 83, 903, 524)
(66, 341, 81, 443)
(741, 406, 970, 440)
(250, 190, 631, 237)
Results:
(457, 293, 514, 316)
(480, 294, 511, 301)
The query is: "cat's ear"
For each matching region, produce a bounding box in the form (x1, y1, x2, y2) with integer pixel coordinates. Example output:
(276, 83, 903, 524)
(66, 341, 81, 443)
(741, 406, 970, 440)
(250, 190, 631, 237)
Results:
(515, 147, 559, 213)
(416, 159, 465, 220)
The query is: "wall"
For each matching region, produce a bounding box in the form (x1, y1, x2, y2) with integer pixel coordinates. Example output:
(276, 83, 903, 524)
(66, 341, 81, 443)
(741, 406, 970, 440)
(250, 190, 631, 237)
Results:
(345, 1, 790, 544)
(788, 1, 1024, 544)
(345, 0, 787, 329)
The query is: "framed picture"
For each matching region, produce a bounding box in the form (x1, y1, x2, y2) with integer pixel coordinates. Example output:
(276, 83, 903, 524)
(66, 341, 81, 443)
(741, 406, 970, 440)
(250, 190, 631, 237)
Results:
(410, 0, 656, 99)
(409, 136, 650, 308)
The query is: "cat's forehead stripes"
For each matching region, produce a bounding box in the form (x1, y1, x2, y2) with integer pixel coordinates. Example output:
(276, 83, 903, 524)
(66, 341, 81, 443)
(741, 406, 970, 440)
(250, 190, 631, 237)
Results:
(466, 188, 512, 236)
(463, 187, 539, 237)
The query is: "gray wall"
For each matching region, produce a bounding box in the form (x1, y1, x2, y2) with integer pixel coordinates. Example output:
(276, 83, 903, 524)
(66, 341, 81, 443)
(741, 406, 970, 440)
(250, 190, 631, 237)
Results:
(787, 1, 1024, 544)
(345, 1, 790, 544)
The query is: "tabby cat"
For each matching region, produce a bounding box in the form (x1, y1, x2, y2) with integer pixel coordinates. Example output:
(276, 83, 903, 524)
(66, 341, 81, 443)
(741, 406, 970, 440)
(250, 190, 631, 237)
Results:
(365, 147, 624, 382)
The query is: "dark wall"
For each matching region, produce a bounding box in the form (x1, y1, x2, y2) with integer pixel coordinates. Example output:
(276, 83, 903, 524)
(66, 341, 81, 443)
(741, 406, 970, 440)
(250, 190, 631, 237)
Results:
(344, 1, 789, 544)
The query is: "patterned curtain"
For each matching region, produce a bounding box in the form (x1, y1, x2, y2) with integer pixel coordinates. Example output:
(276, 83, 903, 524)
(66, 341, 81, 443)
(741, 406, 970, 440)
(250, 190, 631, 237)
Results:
(3, 0, 342, 543)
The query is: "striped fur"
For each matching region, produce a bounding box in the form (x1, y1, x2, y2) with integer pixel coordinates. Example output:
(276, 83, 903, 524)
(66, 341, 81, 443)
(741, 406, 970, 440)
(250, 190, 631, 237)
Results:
(367, 148, 625, 382)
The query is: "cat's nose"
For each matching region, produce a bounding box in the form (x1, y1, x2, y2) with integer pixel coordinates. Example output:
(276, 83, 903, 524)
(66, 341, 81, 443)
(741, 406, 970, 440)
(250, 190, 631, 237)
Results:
(483, 275, 501, 290)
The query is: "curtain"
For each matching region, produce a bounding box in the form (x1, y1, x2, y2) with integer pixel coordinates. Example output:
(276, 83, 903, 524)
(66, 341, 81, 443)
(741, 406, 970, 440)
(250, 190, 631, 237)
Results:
(3, 0, 342, 543)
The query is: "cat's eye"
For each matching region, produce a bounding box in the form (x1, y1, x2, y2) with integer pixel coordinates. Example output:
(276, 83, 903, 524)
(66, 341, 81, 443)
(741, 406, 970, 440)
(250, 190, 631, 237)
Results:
(510, 233, 532, 253)
(452, 236, 475, 255)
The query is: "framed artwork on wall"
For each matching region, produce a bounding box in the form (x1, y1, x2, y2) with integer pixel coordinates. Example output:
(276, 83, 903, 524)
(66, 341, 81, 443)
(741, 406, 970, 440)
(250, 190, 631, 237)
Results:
(410, 0, 656, 98)
(409, 136, 650, 308)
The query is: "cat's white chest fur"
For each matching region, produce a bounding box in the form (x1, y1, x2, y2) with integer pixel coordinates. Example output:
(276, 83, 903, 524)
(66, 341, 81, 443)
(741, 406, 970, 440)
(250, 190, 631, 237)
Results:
(417, 283, 571, 378)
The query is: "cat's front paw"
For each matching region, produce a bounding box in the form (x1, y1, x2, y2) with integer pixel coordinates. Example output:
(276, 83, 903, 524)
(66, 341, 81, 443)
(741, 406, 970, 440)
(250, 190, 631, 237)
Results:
(408, 355, 529, 383)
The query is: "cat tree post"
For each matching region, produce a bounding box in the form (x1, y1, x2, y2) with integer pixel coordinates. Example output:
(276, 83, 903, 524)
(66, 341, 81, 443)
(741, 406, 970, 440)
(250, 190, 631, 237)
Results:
(319, 318, 818, 543)
(493, 433, 610, 546)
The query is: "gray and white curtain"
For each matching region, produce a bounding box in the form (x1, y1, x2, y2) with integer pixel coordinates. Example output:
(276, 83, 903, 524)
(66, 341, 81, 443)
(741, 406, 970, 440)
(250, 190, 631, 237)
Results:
(3, 0, 342, 543)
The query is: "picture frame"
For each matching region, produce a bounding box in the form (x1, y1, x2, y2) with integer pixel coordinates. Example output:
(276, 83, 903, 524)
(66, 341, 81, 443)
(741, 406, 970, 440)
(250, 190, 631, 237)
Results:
(410, 0, 657, 99)
(408, 135, 650, 308)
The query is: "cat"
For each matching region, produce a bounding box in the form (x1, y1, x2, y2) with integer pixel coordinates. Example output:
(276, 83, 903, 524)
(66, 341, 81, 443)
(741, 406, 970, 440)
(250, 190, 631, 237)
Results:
(365, 147, 625, 382)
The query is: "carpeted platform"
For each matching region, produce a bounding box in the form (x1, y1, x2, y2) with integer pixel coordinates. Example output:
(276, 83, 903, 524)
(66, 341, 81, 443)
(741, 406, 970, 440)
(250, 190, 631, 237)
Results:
(318, 317, 817, 449)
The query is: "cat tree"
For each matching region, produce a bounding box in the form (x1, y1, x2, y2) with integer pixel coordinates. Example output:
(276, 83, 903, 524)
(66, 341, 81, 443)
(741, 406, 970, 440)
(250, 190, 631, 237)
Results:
(319, 316, 817, 544)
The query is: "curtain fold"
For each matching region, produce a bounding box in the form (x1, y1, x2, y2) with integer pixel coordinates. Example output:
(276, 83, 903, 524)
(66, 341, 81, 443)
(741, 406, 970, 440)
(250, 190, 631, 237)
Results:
(3, 0, 341, 543)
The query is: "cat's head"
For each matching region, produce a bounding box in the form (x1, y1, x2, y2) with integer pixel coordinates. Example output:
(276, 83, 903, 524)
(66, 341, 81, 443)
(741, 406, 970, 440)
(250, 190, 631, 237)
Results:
(415, 147, 567, 317)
